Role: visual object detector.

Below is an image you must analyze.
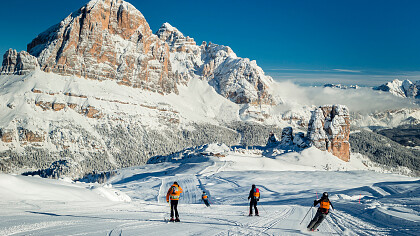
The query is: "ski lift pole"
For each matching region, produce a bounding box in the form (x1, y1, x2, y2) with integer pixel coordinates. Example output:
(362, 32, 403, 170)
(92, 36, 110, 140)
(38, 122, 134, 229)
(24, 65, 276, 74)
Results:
(300, 206, 313, 225)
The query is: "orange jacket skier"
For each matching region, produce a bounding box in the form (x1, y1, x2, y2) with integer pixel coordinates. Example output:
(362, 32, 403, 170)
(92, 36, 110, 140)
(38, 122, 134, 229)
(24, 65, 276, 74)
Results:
(166, 182, 183, 222)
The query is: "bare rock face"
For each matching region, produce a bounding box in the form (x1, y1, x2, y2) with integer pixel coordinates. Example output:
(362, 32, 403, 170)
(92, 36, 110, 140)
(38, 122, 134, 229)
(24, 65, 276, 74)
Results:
(0, 129, 14, 142)
(26, 0, 175, 94)
(19, 128, 44, 143)
(156, 23, 274, 105)
(307, 105, 350, 161)
(1, 49, 39, 75)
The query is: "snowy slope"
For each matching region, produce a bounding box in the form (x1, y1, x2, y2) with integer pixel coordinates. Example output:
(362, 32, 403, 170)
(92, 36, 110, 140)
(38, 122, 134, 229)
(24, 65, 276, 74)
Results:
(0, 147, 418, 235)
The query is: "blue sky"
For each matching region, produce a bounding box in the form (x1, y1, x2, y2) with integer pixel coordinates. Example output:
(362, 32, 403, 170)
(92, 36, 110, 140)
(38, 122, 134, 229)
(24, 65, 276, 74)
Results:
(1, 0, 420, 85)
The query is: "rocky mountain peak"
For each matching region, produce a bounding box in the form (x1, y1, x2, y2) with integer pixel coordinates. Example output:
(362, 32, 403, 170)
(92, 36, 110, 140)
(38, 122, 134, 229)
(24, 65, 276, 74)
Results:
(2, 0, 274, 105)
(156, 22, 198, 53)
(19, 0, 176, 93)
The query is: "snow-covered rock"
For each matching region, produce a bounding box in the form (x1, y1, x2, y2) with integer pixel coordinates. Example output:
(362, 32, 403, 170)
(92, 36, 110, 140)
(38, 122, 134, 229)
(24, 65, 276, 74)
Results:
(156, 22, 275, 105)
(266, 132, 279, 146)
(307, 105, 350, 161)
(279, 127, 293, 146)
(1, 49, 39, 75)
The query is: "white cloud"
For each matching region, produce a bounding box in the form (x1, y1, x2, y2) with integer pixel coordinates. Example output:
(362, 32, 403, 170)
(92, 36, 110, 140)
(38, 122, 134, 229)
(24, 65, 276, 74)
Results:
(266, 70, 420, 87)
(332, 69, 361, 73)
(270, 80, 417, 114)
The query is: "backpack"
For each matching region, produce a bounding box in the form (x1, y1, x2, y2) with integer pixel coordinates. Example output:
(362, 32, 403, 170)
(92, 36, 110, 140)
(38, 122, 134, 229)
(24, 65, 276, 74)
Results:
(320, 199, 330, 213)
(171, 185, 179, 194)
(253, 188, 260, 200)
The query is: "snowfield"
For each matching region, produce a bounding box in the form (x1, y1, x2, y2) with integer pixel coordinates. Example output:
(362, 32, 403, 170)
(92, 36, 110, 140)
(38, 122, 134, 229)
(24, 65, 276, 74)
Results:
(0, 146, 419, 235)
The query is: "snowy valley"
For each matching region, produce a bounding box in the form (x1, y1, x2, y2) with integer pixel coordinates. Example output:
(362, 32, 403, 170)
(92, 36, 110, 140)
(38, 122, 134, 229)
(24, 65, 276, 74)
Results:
(0, 0, 419, 235)
(1, 144, 419, 235)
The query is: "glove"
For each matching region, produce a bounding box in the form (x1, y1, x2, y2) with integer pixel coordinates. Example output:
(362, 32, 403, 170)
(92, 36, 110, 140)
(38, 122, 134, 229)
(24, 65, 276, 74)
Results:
(248, 197, 250, 200)
(313, 200, 317, 206)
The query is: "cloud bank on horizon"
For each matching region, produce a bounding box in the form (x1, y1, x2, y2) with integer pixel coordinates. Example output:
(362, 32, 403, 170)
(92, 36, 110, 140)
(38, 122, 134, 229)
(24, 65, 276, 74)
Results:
(266, 69, 420, 87)
(270, 80, 417, 113)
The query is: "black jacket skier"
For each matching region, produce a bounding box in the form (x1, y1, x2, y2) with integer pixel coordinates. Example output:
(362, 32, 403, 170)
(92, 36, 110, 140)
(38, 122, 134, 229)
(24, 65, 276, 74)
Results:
(202, 191, 210, 207)
(248, 184, 260, 216)
(307, 192, 334, 231)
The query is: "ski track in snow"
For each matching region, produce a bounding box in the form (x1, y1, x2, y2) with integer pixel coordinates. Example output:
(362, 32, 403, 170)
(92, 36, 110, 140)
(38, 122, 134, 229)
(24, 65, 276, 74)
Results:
(370, 185, 391, 197)
(1, 152, 419, 235)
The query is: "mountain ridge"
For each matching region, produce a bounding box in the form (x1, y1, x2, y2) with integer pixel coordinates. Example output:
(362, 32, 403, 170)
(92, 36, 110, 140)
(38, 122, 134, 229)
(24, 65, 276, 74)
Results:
(2, 0, 273, 105)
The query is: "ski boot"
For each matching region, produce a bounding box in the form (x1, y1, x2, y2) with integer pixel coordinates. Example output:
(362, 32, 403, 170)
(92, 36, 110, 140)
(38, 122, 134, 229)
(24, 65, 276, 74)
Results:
(169, 218, 175, 222)
(175, 217, 180, 222)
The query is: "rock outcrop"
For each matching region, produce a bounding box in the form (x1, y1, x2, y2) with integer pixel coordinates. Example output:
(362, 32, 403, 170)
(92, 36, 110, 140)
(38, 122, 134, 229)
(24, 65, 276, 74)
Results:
(1, 49, 39, 75)
(307, 105, 350, 161)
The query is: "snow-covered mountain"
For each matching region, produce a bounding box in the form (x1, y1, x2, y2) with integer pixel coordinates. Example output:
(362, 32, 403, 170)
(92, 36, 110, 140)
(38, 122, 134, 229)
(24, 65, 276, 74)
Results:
(0, 0, 419, 178)
(0, 0, 298, 177)
(373, 79, 420, 99)
(1, 0, 273, 106)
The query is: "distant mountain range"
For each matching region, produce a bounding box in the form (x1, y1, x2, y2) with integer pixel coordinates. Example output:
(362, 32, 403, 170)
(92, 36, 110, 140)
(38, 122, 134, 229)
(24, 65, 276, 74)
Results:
(373, 79, 420, 99)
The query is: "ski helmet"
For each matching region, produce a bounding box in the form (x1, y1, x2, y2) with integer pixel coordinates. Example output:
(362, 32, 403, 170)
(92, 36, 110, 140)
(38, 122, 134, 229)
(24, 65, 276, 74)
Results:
(252, 184, 256, 188)
(174, 181, 178, 185)
(322, 192, 328, 198)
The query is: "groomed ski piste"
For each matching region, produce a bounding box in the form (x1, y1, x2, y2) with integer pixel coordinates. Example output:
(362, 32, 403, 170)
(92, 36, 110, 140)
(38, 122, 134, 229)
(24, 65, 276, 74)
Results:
(0, 144, 419, 235)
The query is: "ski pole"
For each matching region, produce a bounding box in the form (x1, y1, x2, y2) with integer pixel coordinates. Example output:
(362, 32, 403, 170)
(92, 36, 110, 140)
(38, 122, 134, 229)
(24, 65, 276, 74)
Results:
(260, 204, 268, 214)
(300, 206, 313, 225)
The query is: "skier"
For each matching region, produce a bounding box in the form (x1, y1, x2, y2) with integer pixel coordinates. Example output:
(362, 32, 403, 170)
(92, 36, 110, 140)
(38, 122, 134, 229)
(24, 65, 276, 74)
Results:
(248, 184, 260, 216)
(166, 181, 183, 222)
(307, 192, 334, 231)
(202, 191, 210, 207)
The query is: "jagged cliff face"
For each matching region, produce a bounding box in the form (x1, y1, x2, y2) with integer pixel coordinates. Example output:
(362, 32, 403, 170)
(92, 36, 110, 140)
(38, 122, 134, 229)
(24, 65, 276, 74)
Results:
(307, 105, 350, 162)
(25, 0, 174, 93)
